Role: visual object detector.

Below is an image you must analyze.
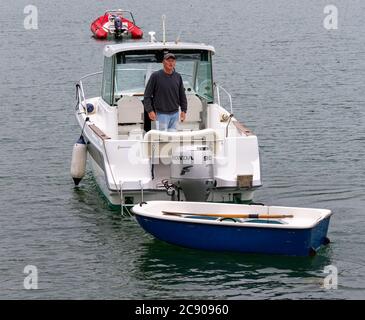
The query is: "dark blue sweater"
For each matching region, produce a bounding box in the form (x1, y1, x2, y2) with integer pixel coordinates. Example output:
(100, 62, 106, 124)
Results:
(143, 69, 187, 114)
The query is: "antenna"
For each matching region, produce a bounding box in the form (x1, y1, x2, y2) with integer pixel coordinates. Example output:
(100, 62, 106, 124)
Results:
(162, 14, 166, 44)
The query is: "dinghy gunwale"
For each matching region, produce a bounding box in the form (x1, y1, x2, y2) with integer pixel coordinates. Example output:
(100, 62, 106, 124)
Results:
(132, 201, 332, 230)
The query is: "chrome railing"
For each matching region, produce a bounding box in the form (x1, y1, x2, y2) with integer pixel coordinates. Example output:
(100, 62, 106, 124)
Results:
(76, 71, 102, 113)
(215, 83, 233, 115)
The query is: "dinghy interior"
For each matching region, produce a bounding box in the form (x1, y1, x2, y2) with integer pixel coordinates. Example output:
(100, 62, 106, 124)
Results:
(72, 39, 262, 208)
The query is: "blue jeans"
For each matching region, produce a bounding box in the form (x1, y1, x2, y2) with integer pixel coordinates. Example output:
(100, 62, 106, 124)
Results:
(156, 112, 179, 131)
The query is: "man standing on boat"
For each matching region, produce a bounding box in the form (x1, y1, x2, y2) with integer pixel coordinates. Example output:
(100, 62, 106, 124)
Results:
(143, 53, 187, 131)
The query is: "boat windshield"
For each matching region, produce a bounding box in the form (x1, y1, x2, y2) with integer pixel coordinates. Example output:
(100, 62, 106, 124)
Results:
(105, 10, 135, 24)
(113, 50, 213, 103)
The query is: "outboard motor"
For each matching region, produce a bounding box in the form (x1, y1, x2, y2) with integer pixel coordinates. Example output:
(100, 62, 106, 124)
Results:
(114, 16, 126, 37)
(171, 145, 214, 201)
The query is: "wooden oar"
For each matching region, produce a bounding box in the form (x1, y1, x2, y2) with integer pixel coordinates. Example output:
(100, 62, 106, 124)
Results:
(162, 211, 293, 219)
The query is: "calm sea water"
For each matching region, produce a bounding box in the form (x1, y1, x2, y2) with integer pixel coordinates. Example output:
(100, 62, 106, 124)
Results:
(0, 0, 364, 299)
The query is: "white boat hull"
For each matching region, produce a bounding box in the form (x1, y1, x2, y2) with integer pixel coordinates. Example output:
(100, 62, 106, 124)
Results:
(88, 150, 256, 207)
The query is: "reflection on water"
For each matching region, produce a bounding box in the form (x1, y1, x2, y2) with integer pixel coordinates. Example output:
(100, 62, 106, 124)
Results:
(134, 238, 334, 299)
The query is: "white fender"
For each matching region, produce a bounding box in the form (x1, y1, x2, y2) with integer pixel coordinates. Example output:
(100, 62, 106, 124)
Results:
(71, 136, 87, 185)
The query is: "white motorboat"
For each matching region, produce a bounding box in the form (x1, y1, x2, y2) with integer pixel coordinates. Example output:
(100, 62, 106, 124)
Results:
(72, 38, 262, 208)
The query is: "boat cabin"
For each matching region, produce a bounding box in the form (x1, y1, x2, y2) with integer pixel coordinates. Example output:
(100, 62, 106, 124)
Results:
(98, 42, 215, 138)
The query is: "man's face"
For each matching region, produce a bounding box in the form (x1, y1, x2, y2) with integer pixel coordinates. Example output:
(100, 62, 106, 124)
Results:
(163, 57, 176, 73)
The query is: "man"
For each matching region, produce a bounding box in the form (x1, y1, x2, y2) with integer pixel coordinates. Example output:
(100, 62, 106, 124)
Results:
(143, 53, 187, 131)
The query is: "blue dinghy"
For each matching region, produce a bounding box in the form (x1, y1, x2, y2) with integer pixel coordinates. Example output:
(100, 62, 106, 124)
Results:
(132, 201, 332, 256)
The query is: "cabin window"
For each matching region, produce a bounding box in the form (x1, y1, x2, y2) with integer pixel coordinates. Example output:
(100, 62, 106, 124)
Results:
(115, 50, 214, 102)
(194, 53, 213, 102)
(101, 56, 114, 105)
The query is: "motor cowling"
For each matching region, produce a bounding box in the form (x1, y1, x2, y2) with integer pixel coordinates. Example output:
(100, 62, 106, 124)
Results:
(114, 16, 126, 37)
(171, 145, 214, 201)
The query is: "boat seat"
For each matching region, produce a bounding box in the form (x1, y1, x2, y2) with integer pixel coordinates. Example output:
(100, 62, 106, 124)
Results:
(178, 94, 203, 131)
(117, 96, 144, 136)
(143, 128, 220, 159)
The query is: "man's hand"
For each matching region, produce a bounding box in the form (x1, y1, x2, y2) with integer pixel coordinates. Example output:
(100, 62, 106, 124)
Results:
(180, 111, 186, 122)
(148, 111, 156, 121)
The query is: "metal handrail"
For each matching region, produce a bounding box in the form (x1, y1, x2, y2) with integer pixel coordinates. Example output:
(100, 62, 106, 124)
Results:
(79, 71, 103, 82)
(141, 138, 223, 143)
(76, 71, 102, 110)
(215, 84, 233, 115)
(104, 9, 136, 25)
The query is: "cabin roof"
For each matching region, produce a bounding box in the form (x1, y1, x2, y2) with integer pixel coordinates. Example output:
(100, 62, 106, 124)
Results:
(103, 41, 215, 57)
